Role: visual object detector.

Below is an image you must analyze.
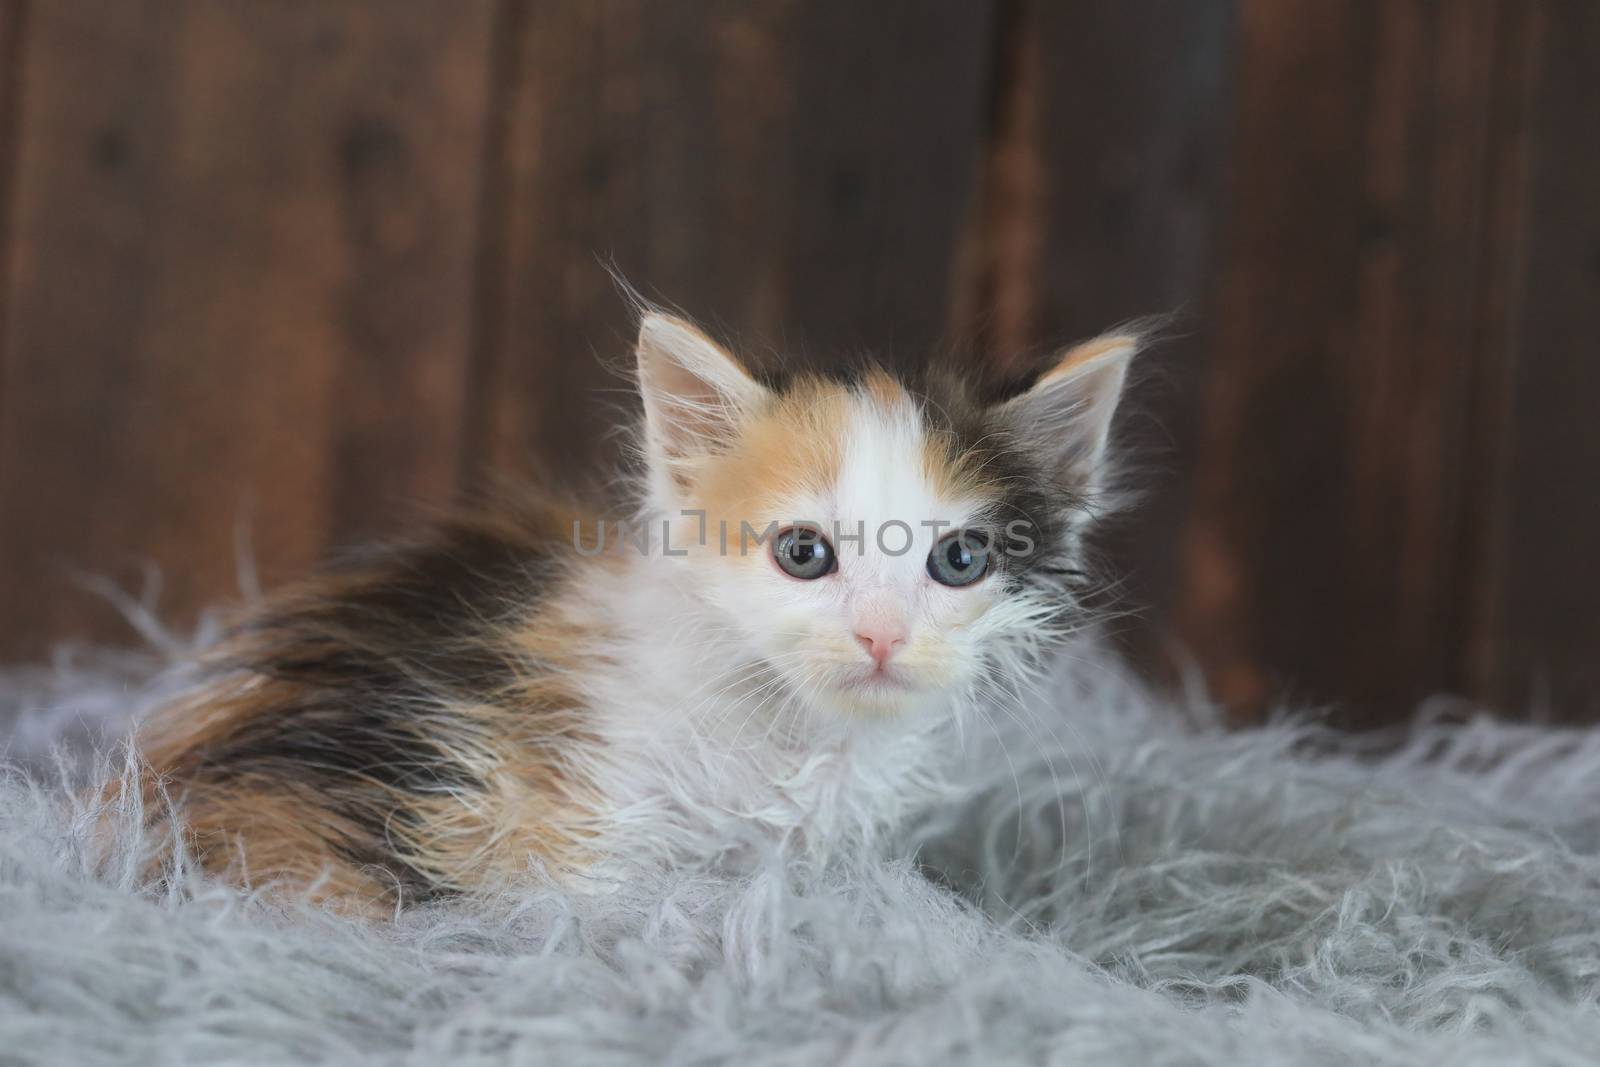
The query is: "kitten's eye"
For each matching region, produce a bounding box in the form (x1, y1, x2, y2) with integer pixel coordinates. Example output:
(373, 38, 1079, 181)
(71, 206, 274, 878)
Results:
(927, 530, 991, 587)
(772, 526, 837, 580)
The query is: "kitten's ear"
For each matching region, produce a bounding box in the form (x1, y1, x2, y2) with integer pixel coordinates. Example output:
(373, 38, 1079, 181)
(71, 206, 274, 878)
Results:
(999, 334, 1138, 485)
(636, 313, 766, 468)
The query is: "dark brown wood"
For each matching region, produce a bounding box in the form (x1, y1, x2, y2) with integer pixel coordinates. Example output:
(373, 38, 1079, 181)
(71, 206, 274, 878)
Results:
(468, 0, 998, 481)
(1177, 0, 1538, 724)
(0, 1, 500, 660)
(0, 0, 25, 427)
(0, 1, 1594, 730)
(960, 0, 1238, 675)
(1487, 1, 1600, 720)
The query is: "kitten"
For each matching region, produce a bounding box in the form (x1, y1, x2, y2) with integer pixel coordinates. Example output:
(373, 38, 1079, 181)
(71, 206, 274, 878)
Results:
(128, 310, 1137, 911)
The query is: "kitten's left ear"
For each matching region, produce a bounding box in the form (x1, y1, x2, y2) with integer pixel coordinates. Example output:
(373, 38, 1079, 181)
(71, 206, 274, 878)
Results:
(999, 334, 1138, 485)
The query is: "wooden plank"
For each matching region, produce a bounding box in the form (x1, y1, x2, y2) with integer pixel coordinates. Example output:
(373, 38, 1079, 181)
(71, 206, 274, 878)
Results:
(1487, 1, 1600, 719)
(1177, 0, 1537, 725)
(0, 0, 25, 428)
(0, 1, 499, 660)
(469, 0, 997, 479)
(957, 0, 1237, 676)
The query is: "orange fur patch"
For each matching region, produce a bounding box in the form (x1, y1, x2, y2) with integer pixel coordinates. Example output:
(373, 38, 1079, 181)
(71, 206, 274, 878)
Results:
(693, 376, 855, 552)
(922, 421, 993, 504)
(1039, 334, 1139, 384)
(169, 782, 399, 912)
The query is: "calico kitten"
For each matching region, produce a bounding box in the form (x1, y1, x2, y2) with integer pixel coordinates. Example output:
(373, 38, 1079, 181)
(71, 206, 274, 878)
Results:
(130, 311, 1137, 911)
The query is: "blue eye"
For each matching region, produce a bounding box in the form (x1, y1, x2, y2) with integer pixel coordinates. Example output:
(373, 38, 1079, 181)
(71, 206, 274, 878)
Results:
(773, 526, 836, 580)
(927, 531, 991, 587)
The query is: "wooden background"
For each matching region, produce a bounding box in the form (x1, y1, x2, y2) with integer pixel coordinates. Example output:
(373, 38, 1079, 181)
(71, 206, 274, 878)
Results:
(0, 0, 1595, 726)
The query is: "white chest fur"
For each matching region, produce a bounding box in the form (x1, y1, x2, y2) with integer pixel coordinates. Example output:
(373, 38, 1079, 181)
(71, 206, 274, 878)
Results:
(557, 567, 963, 874)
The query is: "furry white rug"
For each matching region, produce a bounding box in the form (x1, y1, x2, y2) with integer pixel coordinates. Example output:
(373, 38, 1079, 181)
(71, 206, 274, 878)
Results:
(3, 635, 1600, 1066)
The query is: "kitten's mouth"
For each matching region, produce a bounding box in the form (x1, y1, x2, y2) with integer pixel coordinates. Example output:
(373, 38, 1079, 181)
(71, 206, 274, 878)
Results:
(838, 668, 916, 693)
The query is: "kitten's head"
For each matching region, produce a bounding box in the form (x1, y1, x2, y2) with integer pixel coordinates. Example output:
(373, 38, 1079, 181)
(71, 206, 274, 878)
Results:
(635, 312, 1136, 719)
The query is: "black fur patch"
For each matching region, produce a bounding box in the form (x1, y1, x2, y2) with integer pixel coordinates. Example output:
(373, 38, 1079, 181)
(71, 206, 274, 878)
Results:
(241, 520, 547, 696)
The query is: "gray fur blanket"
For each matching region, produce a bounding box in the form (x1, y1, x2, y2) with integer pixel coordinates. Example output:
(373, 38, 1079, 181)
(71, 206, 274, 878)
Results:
(3, 636, 1599, 1065)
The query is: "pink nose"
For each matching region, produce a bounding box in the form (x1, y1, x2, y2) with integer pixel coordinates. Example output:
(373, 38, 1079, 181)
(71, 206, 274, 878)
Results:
(855, 627, 906, 670)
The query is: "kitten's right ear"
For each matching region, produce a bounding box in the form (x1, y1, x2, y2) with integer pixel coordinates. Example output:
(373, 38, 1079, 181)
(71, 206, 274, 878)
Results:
(636, 313, 766, 469)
